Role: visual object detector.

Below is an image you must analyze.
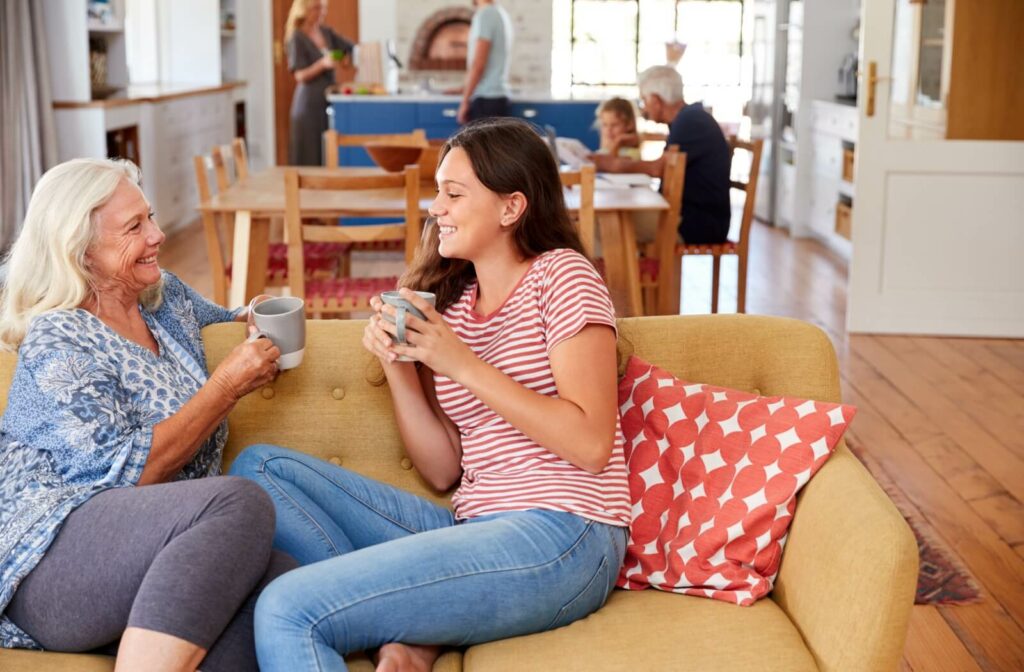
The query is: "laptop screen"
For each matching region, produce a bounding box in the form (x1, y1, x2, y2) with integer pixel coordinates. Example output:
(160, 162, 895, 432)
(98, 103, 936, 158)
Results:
(543, 124, 559, 162)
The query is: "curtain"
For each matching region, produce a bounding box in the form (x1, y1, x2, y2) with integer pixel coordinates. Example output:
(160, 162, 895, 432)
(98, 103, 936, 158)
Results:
(0, 0, 57, 255)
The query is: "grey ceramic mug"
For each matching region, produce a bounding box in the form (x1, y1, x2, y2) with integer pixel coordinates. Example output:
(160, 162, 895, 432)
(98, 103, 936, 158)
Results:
(380, 290, 436, 362)
(249, 296, 306, 370)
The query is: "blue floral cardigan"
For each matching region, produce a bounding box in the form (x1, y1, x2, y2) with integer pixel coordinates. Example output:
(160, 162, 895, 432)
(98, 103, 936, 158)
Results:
(0, 272, 241, 648)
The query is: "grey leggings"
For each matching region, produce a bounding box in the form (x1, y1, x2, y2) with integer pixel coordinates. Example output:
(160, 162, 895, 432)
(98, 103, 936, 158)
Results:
(5, 476, 297, 671)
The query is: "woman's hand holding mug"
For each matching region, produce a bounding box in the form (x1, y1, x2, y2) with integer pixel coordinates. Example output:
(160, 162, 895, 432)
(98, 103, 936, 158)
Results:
(210, 335, 280, 403)
(378, 289, 476, 380)
(362, 294, 402, 364)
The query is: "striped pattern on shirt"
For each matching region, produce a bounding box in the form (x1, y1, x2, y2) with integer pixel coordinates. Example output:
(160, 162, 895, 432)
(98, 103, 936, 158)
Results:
(435, 248, 631, 527)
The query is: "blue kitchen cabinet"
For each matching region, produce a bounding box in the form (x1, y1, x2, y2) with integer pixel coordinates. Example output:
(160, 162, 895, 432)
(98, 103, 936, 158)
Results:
(328, 98, 601, 167)
(328, 101, 417, 166)
(510, 102, 600, 150)
(416, 102, 461, 141)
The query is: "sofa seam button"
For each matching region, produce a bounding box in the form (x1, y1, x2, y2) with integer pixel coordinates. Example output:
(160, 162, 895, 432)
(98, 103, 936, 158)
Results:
(400, 457, 413, 470)
(332, 387, 345, 400)
(261, 387, 275, 399)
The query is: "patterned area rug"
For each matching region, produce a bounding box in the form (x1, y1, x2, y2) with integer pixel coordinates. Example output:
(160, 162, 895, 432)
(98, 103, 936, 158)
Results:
(846, 441, 982, 605)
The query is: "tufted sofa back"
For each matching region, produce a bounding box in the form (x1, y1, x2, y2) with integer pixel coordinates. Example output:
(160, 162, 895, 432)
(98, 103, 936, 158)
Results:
(201, 315, 841, 503)
(206, 319, 453, 504)
(0, 315, 841, 506)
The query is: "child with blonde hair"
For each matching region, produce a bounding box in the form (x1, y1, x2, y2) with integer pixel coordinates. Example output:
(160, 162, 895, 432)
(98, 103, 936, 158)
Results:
(595, 97, 641, 159)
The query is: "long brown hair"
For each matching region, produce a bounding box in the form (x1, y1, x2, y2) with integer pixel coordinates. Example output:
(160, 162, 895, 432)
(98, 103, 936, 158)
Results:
(400, 118, 586, 312)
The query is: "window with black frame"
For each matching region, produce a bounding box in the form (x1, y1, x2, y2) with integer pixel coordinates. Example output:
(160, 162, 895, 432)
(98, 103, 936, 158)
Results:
(556, 0, 746, 122)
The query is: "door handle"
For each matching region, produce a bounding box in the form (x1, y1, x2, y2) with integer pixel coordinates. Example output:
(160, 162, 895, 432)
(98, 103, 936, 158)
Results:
(274, 41, 283, 66)
(857, 61, 890, 118)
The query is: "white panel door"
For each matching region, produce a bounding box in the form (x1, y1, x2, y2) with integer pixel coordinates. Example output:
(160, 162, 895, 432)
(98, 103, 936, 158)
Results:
(849, 0, 1024, 337)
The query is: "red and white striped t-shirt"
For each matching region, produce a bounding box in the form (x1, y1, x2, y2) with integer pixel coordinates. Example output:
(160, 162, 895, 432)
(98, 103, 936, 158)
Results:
(435, 248, 631, 527)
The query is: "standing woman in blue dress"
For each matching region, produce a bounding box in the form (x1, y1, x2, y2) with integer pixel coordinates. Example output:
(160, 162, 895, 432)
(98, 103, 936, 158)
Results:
(0, 158, 294, 670)
(285, 0, 354, 165)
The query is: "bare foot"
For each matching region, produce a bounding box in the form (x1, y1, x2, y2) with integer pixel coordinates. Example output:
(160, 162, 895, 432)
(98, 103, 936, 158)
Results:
(375, 643, 441, 672)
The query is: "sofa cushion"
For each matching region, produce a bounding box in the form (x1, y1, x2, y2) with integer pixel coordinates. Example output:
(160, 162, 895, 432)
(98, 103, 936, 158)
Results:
(615, 356, 855, 605)
(0, 650, 114, 672)
(463, 589, 819, 672)
(0, 648, 464, 671)
(203, 320, 454, 506)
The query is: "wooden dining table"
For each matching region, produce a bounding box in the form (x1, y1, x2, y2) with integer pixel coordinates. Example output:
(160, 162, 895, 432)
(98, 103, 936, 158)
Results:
(196, 166, 671, 317)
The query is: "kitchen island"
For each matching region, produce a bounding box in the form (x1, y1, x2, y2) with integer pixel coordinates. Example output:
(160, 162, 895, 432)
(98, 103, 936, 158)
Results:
(327, 92, 602, 166)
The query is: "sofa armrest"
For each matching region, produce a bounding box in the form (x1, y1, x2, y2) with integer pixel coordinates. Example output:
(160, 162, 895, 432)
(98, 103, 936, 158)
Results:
(772, 442, 918, 672)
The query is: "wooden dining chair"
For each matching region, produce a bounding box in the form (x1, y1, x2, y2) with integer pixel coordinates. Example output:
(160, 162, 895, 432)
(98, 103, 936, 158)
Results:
(323, 129, 427, 168)
(321, 129, 430, 267)
(193, 149, 232, 306)
(193, 140, 343, 306)
(559, 163, 596, 257)
(283, 166, 422, 317)
(231, 137, 249, 180)
(639, 136, 764, 314)
(640, 148, 686, 315)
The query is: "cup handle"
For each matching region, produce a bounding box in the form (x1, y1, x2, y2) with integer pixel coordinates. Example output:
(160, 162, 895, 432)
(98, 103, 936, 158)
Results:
(246, 329, 268, 343)
(395, 306, 407, 345)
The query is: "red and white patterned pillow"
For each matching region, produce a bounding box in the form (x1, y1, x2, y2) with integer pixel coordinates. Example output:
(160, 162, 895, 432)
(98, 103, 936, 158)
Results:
(616, 356, 856, 606)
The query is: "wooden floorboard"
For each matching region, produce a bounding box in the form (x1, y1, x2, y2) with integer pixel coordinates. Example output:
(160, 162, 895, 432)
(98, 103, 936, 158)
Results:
(952, 339, 1024, 397)
(843, 388, 1024, 672)
(851, 336, 1024, 504)
(908, 338, 1024, 458)
(161, 217, 1023, 671)
(904, 606, 985, 672)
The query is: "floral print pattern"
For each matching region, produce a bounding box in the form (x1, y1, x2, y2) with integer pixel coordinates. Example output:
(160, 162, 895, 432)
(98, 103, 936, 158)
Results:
(0, 272, 239, 648)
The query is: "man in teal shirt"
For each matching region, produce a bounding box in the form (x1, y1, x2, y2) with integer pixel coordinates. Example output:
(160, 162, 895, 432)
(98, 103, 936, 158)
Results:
(456, 0, 513, 124)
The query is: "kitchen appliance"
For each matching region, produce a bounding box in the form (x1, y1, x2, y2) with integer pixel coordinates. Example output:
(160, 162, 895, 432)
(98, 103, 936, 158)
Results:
(748, 0, 802, 226)
(837, 53, 858, 101)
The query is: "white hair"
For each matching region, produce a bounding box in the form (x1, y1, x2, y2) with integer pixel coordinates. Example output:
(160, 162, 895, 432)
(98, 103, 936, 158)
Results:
(637, 65, 684, 104)
(0, 158, 163, 350)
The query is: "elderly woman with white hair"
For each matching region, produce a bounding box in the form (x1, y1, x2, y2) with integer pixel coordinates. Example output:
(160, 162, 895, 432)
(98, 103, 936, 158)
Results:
(0, 158, 295, 671)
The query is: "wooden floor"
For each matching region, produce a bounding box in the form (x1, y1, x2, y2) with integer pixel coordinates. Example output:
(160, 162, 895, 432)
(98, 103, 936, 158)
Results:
(162, 217, 1024, 671)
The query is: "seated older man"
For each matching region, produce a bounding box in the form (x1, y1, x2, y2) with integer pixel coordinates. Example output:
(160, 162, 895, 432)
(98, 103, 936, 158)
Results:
(590, 65, 732, 245)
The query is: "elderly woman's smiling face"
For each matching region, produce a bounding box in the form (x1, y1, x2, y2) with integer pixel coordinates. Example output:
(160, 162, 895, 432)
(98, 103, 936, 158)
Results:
(87, 178, 165, 295)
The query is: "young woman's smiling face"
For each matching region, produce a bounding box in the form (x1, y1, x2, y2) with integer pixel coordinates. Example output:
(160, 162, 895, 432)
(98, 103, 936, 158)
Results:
(428, 147, 513, 261)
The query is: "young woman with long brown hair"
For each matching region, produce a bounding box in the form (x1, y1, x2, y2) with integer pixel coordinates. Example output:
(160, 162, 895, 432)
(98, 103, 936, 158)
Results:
(231, 118, 630, 672)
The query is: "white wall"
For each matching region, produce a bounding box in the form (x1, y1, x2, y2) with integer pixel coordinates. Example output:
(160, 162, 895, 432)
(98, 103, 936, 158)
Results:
(360, 0, 396, 44)
(236, 5, 275, 170)
(125, 0, 160, 83)
(41, 0, 92, 102)
(158, 0, 220, 85)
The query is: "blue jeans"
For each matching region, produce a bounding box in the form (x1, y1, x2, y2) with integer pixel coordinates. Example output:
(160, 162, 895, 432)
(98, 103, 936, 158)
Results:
(228, 444, 627, 672)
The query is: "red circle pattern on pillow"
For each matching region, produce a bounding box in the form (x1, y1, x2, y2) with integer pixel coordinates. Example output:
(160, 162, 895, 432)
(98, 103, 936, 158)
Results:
(615, 356, 856, 606)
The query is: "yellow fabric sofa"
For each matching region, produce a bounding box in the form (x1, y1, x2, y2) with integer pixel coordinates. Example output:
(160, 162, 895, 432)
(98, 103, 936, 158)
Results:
(0, 315, 917, 671)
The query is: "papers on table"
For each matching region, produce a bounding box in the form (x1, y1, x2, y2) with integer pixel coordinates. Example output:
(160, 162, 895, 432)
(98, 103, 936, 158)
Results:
(596, 172, 655, 189)
(554, 137, 593, 169)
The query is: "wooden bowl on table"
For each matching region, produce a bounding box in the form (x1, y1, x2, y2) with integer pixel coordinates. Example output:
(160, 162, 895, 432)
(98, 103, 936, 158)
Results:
(417, 139, 447, 183)
(364, 143, 425, 173)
